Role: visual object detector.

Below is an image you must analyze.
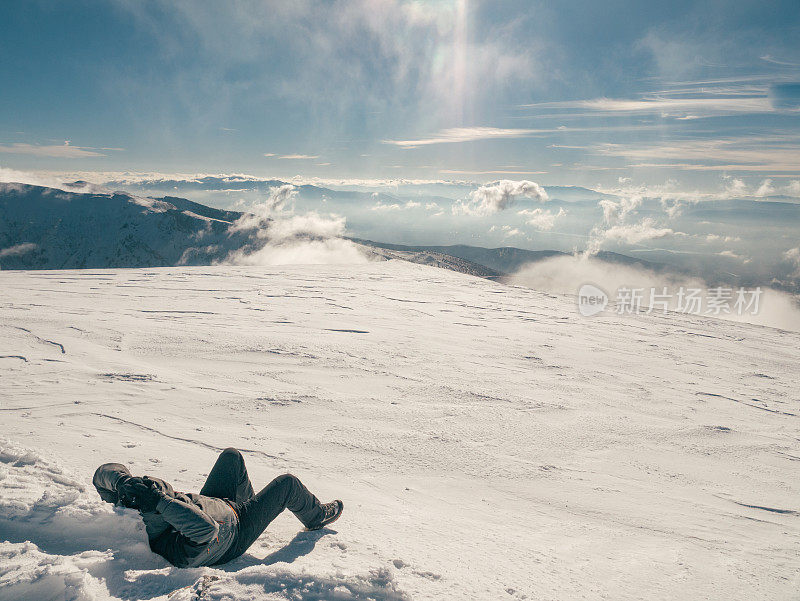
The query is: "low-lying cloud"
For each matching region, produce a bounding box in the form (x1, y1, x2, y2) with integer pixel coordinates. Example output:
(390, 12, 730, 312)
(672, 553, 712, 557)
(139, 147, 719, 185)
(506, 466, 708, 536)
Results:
(0, 243, 37, 258)
(518, 207, 566, 231)
(221, 184, 369, 266)
(584, 195, 681, 255)
(510, 254, 800, 332)
(0, 167, 106, 193)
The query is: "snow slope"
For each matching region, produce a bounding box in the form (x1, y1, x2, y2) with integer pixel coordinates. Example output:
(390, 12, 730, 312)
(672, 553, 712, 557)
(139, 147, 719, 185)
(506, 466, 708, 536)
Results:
(0, 183, 247, 269)
(0, 262, 799, 600)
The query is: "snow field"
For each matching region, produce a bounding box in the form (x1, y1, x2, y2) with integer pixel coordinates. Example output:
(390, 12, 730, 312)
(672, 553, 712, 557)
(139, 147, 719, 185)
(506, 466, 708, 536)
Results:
(1, 262, 799, 600)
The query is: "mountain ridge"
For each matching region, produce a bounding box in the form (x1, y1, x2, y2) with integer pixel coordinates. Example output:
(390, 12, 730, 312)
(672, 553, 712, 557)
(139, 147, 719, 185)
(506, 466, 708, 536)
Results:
(0, 182, 682, 278)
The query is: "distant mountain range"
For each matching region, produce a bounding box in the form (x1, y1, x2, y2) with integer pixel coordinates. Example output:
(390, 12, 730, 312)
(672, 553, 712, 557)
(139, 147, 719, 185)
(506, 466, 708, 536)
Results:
(105, 175, 613, 203)
(0, 182, 675, 279)
(350, 239, 673, 275)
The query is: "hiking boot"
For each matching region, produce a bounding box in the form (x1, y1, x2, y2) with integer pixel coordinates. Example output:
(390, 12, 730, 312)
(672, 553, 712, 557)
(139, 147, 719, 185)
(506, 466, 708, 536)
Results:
(308, 500, 343, 530)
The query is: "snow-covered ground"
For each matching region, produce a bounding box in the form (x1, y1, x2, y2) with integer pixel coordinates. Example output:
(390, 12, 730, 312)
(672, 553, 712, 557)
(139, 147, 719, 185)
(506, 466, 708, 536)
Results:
(1, 262, 798, 601)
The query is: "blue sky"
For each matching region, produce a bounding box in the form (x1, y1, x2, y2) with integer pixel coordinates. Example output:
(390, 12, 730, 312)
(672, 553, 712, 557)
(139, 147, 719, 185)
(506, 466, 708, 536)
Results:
(1, 0, 799, 190)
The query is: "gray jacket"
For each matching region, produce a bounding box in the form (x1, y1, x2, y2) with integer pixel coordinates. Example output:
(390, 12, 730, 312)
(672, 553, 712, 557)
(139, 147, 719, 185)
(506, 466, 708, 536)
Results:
(93, 463, 239, 567)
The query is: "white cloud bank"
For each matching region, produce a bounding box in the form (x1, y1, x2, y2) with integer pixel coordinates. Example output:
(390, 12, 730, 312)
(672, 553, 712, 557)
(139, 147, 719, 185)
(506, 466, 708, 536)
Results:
(510, 255, 800, 332)
(221, 185, 369, 266)
(0, 167, 108, 193)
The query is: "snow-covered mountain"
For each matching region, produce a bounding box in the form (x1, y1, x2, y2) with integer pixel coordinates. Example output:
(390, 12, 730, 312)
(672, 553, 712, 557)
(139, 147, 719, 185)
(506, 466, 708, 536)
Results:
(0, 183, 250, 269)
(352, 239, 673, 276)
(1, 262, 798, 600)
(0, 183, 503, 278)
(0, 183, 639, 280)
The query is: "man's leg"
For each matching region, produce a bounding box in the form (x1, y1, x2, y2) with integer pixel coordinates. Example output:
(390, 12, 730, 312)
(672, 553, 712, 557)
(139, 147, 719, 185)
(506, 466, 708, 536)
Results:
(234, 474, 325, 553)
(199, 448, 254, 503)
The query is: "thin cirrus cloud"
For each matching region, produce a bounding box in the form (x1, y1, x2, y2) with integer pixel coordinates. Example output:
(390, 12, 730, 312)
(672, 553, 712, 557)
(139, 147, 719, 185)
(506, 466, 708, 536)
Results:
(263, 153, 320, 159)
(515, 77, 800, 121)
(383, 127, 541, 148)
(440, 169, 547, 175)
(596, 137, 800, 172)
(520, 94, 774, 117)
(0, 143, 109, 158)
(385, 124, 673, 149)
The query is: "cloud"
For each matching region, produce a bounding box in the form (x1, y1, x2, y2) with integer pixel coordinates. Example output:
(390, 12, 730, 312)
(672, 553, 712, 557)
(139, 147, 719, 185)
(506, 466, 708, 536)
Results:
(369, 199, 423, 211)
(383, 127, 540, 148)
(518, 207, 566, 231)
(660, 196, 698, 219)
(222, 184, 368, 265)
(705, 234, 741, 244)
(501, 226, 523, 237)
(370, 202, 402, 211)
(602, 218, 675, 244)
(489, 225, 524, 238)
(584, 195, 680, 255)
(0, 243, 37, 258)
(600, 195, 641, 224)
(716, 249, 749, 261)
(0, 143, 106, 158)
(278, 154, 320, 160)
(228, 184, 299, 234)
(439, 169, 547, 175)
(784, 247, 800, 277)
(754, 179, 775, 197)
(223, 222, 368, 265)
(454, 180, 548, 216)
(520, 85, 774, 119)
(572, 96, 769, 115)
(786, 180, 800, 196)
(596, 137, 800, 172)
(509, 255, 800, 331)
(264, 184, 298, 211)
(385, 124, 668, 149)
(724, 176, 748, 196)
(761, 56, 800, 67)
(118, 0, 538, 144)
(0, 167, 107, 193)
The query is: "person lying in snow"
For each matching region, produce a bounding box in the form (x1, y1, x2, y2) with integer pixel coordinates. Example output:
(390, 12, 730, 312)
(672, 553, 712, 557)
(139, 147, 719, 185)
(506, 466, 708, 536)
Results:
(93, 447, 343, 567)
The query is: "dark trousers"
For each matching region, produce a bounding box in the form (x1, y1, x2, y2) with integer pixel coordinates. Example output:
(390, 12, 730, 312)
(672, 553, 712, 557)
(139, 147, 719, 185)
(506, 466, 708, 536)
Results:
(200, 448, 324, 561)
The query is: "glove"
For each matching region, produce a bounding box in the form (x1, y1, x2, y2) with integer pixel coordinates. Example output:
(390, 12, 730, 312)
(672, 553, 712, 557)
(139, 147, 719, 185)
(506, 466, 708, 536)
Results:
(118, 476, 161, 513)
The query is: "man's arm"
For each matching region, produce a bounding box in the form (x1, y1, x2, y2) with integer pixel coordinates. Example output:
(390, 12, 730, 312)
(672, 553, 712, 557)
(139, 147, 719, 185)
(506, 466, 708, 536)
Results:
(93, 463, 132, 504)
(154, 494, 220, 545)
